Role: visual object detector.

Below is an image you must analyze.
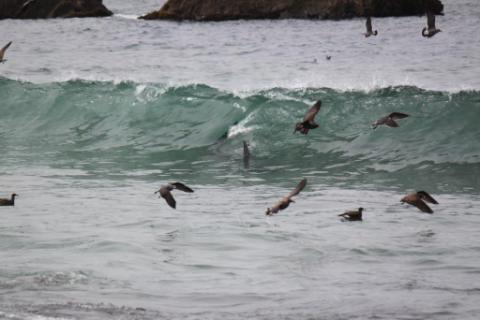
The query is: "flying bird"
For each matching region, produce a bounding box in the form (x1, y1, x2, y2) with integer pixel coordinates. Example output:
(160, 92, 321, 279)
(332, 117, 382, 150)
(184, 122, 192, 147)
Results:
(294, 101, 322, 135)
(422, 10, 441, 38)
(243, 141, 250, 168)
(364, 17, 378, 37)
(372, 112, 409, 129)
(266, 178, 307, 215)
(155, 182, 194, 209)
(0, 193, 18, 206)
(401, 191, 439, 214)
(0, 42, 12, 63)
(339, 207, 364, 221)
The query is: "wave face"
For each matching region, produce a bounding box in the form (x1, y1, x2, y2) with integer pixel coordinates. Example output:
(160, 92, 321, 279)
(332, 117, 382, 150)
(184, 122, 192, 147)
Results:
(1, 78, 479, 192)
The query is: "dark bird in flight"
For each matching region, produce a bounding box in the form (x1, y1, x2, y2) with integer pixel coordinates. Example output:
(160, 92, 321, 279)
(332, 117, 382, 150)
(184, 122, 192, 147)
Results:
(372, 112, 409, 129)
(0, 42, 12, 63)
(339, 207, 364, 221)
(294, 101, 321, 135)
(0, 193, 18, 206)
(243, 141, 250, 168)
(266, 178, 307, 216)
(326, 55, 332, 60)
(401, 191, 439, 214)
(422, 11, 441, 38)
(155, 182, 194, 209)
(364, 17, 378, 37)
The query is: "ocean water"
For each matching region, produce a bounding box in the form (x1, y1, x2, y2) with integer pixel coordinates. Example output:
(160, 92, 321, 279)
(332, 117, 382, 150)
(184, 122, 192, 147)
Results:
(1, 0, 480, 319)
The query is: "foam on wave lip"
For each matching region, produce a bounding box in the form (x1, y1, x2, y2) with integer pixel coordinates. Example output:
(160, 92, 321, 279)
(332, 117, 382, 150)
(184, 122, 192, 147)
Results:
(4, 73, 477, 95)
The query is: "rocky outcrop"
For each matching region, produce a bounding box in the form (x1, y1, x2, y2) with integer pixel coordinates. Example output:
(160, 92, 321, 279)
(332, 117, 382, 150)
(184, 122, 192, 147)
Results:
(0, 0, 112, 19)
(140, 0, 443, 21)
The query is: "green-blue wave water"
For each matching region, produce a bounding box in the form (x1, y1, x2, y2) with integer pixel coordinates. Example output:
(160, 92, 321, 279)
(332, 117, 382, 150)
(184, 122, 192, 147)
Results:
(1, 77, 479, 193)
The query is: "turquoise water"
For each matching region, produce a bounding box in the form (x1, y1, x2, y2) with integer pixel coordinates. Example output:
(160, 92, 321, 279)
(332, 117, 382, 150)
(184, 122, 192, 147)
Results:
(1, 0, 480, 319)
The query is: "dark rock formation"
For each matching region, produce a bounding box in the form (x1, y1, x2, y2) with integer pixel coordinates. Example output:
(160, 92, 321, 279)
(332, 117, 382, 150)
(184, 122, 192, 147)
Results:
(140, 0, 443, 21)
(0, 0, 112, 19)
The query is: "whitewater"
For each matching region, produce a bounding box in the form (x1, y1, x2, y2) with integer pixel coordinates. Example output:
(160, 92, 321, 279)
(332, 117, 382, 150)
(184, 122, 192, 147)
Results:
(1, 0, 480, 319)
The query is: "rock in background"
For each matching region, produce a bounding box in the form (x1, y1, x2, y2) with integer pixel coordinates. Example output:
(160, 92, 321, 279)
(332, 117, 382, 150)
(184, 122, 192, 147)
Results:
(0, 0, 112, 19)
(140, 0, 443, 21)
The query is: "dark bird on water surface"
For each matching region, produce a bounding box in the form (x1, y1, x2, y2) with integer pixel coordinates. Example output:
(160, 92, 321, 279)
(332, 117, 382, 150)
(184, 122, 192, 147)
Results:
(294, 101, 321, 135)
(401, 191, 439, 214)
(266, 178, 307, 216)
(0, 193, 18, 206)
(339, 207, 364, 221)
(243, 141, 250, 168)
(422, 11, 441, 38)
(0, 42, 12, 63)
(155, 182, 194, 209)
(372, 112, 409, 129)
(364, 17, 378, 37)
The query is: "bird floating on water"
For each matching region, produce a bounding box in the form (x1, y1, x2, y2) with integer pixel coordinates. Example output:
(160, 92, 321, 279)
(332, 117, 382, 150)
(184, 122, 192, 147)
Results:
(266, 178, 307, 216)
(0, 41, 12, 63)
(155, 182, 194, 209)
(294, 101, 321, 135)
(422, 11, 441, 38)
(339, 207, 364, 221)
(0, 193, 18, 206)
(401, 191, 439, 214)
(372, 112, 409, 129)
(364, 17, 378, 37)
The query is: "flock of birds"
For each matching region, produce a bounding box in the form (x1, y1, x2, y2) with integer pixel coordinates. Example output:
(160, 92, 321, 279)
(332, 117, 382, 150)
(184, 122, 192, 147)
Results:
(0, 8, 444, 219)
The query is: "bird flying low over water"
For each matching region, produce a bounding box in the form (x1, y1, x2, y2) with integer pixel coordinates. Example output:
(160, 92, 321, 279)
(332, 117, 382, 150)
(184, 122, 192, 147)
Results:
(0, 193, 18, 206)
(364, 17, 378, 37)
(294, 101, 321, 135)
(422, 11, 441, 38)
(0, 42, 12, 63)
(155, 182, 194, 209)
(372, 112, 409, 129)
(401, 191, 439, 214)
(266, 178, 307, 216)
(339, 207, 364, 221)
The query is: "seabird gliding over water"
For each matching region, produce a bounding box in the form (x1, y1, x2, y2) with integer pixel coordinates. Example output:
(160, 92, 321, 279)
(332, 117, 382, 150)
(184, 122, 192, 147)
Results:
(266, 178, 307, 216)
(401, 191, 439, 214)
(422, 10, 441, 38)
(294, 101, 321, 135)
(339, 207, 364, 221)
(364, 17, 378, 37)
(0, 193, 18, 206)
(372, 112, 409, 129)
(0, 42, 12, 63)
(155, 182, 194, 209)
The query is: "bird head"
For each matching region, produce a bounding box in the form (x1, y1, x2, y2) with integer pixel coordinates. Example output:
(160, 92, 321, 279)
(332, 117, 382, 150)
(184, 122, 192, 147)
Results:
(422, 27, 428, 37)
(374, 30, 378, 35)
(288, 199, 295, 203)
(358, 207, 365, 212)
(265, 208, 272, 215)
(294, 122, 303, 134)
(12, 193, 18, 198)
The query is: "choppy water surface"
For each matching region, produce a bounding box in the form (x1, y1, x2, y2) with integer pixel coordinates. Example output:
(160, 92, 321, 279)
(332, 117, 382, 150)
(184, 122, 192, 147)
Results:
(1, 0, 480, 319)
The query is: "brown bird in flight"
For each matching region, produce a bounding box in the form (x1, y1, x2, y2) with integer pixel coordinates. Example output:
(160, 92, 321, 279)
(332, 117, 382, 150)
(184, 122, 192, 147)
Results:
(339, 207, 364, 221)
(294, 101, 321, 134)
(0, 41, 12, 63)
(422, 11, 441, 38)
(364, 17, 378, 37)
(155, 182, 194, 209)
(0, 193, 18, 206)
(372, 112, 409, 129)
(401, 191, 439, 214)
(266, 178, 307, 215)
